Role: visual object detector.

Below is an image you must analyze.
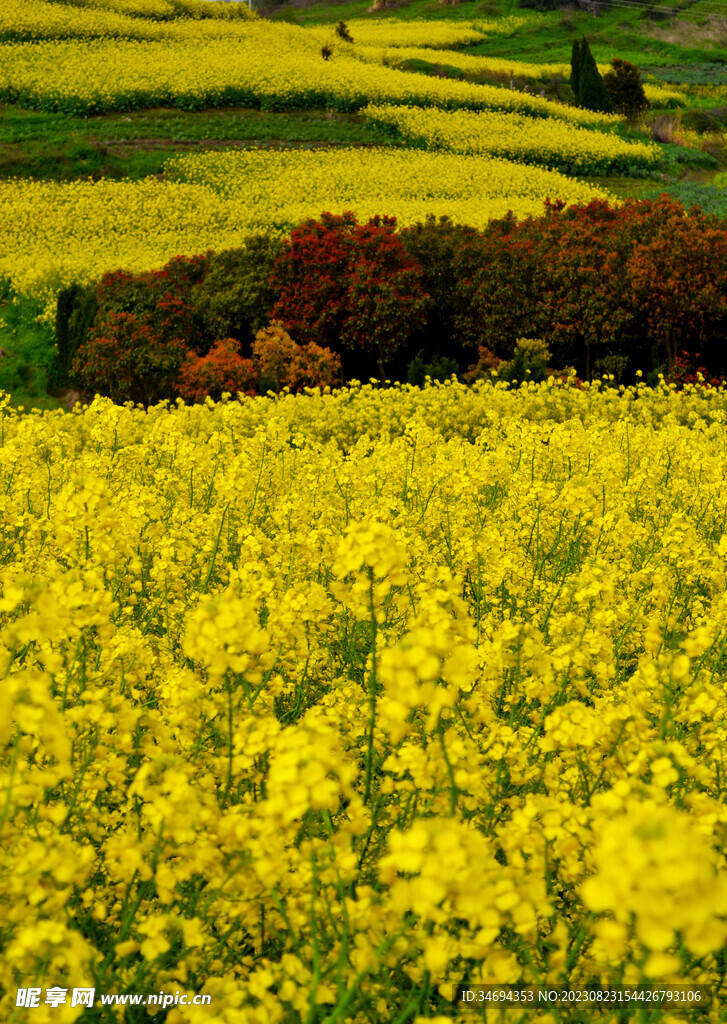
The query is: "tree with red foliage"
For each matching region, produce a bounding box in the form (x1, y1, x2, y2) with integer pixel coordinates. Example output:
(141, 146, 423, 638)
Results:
(452, 194, 727, 382)
(70, 254, 218, 404)
(270, 211, 428, 378)
(94, 254, 212, 355)
(529, 198, 632, 380)
(72, 305, 189, 406)
(454, 199, 631, 378)
(668, 349, 726, 389)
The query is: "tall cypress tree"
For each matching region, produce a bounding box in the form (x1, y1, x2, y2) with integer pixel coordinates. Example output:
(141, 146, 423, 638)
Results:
(570, 38, 582, 103)
(576, 36, 612, 113)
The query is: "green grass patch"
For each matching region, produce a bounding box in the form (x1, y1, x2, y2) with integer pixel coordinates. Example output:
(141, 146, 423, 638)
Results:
(61, 107, 380, 145)
(8, 391, 65, 413)
(464, 18, 726, 68)
(0, 137, 170, 181)
(0, 283, 59, 405)
(386, 53, 557, 93)
(584, 175, 667, 201)
(643, 63, 727, 85)
(589, 172, 727, 214)
(662, 138, 719, 169)
(641, 178, 727, 216)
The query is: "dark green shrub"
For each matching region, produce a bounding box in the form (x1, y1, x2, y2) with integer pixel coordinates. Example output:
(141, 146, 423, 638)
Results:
(188, 236, 284, 357)
(681, 107, 727, 134)
(573, 38, 612, 113)
(335, 20, 354, 43)
(397, 214, 481, 377)
(603, 59, 649, 118)
(570, 38, 582, 100)
(520, 0, 562, 10)
(55, 282, 99, 387)
(0, 290, 58, 397)
(497, 338, 552, 384)
(450, 210, 537, 361)
(406, 352, 460, 386)
(593, 351, 631, 383)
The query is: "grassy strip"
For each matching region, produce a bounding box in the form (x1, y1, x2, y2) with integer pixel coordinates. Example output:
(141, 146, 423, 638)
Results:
(0, 106, 380, 146)
(465, 25, 726, 69)
(0, 104, 383, 180)
(381, 52, 572, 104)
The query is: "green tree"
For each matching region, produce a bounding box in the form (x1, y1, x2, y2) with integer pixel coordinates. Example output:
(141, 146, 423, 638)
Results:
(570, 38, 582, 102)
(55, 282, 99, 387)
(398, 214, 481, 376)
(603, 58, 649, 118)
(188, 236, 284, 357)
(574, 37, 612, 113)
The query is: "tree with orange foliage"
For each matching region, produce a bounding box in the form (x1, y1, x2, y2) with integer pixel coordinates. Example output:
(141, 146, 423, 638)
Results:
(252, 321, 341, 393)
(177, 337, 257, 403)
(627, 203, 727, 374)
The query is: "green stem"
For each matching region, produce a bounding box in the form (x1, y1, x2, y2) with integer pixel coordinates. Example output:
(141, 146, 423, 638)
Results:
(363, 569, 378, 806)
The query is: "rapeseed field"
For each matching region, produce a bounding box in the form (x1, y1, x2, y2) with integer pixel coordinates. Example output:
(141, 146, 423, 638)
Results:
(2, 379, 727, 1021)
(358, 46, 685, 107)
(0, 152, 610, 307)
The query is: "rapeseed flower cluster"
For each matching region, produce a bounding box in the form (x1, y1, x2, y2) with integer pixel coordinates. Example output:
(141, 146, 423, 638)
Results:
(307, 17, 494, 49)
(0, 0, 165, 43)
(363, 103, 661, 175)
(0, 5, 511, 48)
(0, 0, 252, 43)
(1, 377, 727, 1021)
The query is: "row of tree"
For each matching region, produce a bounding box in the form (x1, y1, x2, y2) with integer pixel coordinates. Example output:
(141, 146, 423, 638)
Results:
(58, 195, 727, 405)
